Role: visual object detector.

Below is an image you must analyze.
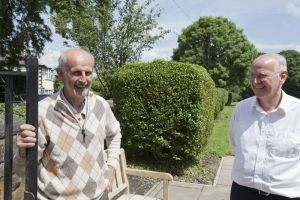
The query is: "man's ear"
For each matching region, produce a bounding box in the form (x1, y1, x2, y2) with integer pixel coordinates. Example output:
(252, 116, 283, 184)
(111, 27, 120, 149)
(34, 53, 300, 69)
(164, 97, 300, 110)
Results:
(56, 67, 64, 81)
(279, 71, 288, 84)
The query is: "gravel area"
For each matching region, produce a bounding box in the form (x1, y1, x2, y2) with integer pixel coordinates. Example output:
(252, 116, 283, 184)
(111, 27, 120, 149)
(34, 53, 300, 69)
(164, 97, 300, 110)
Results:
(128, 175, 158, 195)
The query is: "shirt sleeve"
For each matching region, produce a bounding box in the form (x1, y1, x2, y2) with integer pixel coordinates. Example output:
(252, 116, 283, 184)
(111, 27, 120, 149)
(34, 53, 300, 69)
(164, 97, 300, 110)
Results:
(104, 102, 122, 169)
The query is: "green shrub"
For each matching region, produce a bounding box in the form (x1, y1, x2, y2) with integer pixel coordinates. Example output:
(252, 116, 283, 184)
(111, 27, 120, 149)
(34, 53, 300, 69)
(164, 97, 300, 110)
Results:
(91, 78, 106, 97)
(240, 82, 254, 99)
(214, 88, 228, 118)
(91, 69, 116, 99)
(54, 78, 63, 93)
(226, 91, 242, 105)
(111, 60, 216, 170)
(0, 103, 26, 121)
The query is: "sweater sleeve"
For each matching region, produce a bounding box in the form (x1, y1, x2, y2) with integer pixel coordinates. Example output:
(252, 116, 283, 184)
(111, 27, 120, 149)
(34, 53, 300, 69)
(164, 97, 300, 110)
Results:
(13, 119, 48, 177)
(104, 102, 122, 169)
(13, 149, 26, 177)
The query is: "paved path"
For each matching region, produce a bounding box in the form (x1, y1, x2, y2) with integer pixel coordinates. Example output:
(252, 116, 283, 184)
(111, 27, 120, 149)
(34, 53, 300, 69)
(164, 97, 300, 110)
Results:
(146, 156, 234, 200)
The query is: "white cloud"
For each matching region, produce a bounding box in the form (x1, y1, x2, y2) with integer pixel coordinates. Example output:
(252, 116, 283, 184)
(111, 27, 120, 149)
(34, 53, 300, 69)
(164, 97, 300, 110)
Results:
(255, 42, 300, 52)
(141, 48, 172, 62)
(286, 3, 300, 17)
(39, 48, 62, 68)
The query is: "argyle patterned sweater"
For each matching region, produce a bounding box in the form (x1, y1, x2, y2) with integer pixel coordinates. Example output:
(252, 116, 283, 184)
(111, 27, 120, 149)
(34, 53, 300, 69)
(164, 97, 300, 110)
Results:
(14, 91, 122, 200)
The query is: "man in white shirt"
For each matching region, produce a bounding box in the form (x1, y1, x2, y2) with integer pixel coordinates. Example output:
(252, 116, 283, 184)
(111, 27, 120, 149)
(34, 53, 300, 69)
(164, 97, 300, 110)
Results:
(230, 53, 300, 199)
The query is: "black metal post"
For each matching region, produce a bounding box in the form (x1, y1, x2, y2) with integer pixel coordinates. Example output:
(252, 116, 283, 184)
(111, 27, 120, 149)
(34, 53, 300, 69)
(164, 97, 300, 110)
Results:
(1, 70, 26, 200)
(24, 57, 38, 200)
(4, 76, 13, 200)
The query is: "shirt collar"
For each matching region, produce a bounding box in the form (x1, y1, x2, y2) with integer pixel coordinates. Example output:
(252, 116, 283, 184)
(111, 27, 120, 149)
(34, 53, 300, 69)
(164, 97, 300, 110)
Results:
(59, 88, 87, 115)
(276, 90, 288, 114)
(251, 90, 287, 115)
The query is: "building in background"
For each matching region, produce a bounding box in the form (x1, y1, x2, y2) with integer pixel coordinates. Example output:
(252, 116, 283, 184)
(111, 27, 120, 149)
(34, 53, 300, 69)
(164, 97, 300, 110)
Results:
(38, 65, 54, 94)
(0, 58, 55, 102)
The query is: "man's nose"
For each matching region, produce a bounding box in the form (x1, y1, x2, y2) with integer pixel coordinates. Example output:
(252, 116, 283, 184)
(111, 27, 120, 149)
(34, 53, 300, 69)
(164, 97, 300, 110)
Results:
(252, 77, 261, 84)
(79, 72, 87, 81)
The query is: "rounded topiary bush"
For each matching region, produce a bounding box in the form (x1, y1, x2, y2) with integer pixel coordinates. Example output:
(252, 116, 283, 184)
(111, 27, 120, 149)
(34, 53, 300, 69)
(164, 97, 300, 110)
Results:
(111, 60, 215, 169)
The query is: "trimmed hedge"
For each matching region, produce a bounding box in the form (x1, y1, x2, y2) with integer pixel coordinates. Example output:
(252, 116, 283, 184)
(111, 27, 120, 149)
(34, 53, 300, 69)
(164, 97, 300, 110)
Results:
(214, 88, 229, 118)
(111, 60, 215, 169)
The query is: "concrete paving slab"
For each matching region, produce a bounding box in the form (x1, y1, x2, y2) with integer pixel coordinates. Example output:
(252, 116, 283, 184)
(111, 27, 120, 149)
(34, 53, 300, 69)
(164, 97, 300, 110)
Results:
(214, 156, 234, 187)
(217, 168, 232, 186)
(198, 185, 230, 200)
(222, 165, 233, 170)
(145, 156, 234, 200)
(222, 157, 234, 166)
(146, 181, 204, 200)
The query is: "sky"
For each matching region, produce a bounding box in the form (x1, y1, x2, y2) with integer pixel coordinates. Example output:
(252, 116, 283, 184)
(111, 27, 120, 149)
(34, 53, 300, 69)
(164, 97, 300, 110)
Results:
(39, 0, 300, 68)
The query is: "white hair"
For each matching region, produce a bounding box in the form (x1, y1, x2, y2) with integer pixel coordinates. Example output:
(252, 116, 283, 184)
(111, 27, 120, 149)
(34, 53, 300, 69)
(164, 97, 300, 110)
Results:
(268, 53, 287, 72)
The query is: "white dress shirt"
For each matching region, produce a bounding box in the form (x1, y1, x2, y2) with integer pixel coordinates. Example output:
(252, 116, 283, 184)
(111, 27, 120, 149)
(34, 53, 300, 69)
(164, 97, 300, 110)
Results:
(230, 91, 300, 198)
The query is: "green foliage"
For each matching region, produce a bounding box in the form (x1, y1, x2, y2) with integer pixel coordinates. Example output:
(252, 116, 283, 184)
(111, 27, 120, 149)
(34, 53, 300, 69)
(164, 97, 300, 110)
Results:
(226, 92, 242, 105)
(127, 103, 234, 181)
(91, 69, 117, 99)
(172, 16, 257, 94)
(240, 82, 254, 99)
(214, 88, 228, 119)
(0, 103, 26, 121)
(279, 50, 300, 98)
(51, 0, 169, 98)
(91, 78, 104, 97)
(54, 77, 63, 93)
(0, 0, 52, 68)
(204, 103, 234, 157)
(111, 60, 216, 172)
(0, 103, 4, 113)
(188, 103, 234, 182)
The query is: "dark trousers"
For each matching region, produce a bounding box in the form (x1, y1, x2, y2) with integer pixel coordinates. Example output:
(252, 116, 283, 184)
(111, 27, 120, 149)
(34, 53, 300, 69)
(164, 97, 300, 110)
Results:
(230, 182, 300, 200)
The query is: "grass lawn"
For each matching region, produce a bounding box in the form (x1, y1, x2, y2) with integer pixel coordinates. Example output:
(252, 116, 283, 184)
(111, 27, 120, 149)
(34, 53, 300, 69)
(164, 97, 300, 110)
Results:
(203, 102, 236, 157)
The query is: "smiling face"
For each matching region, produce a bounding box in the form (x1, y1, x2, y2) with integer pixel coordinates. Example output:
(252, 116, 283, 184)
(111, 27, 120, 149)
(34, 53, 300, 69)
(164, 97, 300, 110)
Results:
(250, 54, 287, 102)
(57, 49, 94, 106)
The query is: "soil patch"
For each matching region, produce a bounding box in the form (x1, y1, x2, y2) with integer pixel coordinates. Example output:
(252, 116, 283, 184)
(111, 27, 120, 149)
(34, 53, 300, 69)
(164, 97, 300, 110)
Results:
(128, 156, 221, 194)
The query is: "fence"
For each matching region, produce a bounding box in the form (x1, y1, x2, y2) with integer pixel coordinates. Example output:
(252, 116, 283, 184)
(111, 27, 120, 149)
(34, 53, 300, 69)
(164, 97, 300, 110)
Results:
(0, 57, 38, 200)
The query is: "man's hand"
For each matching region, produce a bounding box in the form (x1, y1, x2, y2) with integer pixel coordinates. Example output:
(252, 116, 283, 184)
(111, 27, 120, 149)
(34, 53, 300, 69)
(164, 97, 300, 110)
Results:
(16, 124, 37, 158)
(107, 165, 116, 192)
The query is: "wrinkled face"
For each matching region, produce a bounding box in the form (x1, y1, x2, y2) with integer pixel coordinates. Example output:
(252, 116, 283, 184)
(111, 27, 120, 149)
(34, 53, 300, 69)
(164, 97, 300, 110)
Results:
(57, 51, 94, 103)
(250, 58, 286, 101)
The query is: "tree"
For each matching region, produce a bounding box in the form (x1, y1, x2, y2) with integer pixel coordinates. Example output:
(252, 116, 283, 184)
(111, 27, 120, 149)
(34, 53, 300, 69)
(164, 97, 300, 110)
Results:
(280, 50, 300, 98)
(0, 0, 52, 68)
(173, 16, 257, 94)
(51, 0, 168, 98)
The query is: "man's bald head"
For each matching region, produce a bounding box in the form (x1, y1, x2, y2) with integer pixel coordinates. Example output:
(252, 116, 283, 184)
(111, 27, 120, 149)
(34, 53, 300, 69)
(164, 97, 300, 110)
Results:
(58, 48, 95, 70)
(252, 53, 287, 73)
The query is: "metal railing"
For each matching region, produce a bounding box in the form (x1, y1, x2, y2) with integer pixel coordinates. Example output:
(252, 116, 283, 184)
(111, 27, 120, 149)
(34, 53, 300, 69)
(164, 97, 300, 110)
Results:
(1, 56, 38, 200)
